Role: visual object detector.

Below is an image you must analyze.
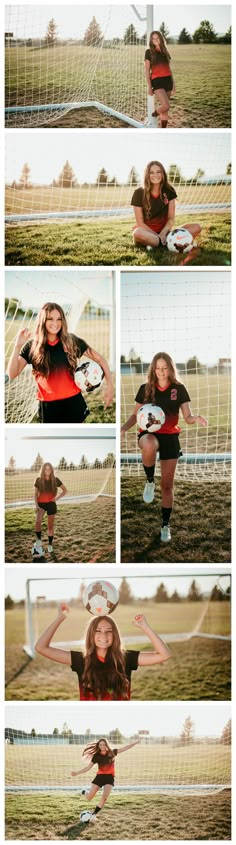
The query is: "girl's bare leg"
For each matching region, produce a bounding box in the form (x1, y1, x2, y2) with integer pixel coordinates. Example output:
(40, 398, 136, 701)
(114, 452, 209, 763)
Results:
(138, 432, 158, 466)
(133, 227, 161, 247)
(181, 222, 201, 236)
(85, 784, 100, 801)
(35, 508, 44, 533)
(154, 88, 170, 123)
(160, 459, 178, 508)
(47, 514, 55, 540)
(97, 784, 113, 809)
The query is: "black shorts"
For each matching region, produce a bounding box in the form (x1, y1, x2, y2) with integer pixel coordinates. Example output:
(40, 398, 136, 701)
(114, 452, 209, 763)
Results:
(37, 501, 57, 515)
(92, 774, 114, 788)
(152, 76, 173, 92)
(38, 392, 90, 424)
(138, 431, 182, 460)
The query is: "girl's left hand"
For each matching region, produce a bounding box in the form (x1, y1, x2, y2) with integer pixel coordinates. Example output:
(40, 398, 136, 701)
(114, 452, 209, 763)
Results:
(159, 233, 167, 245)
(104, 383, 114, 408)
(132, 614, 147, 628)
(197, 415, 208, 427)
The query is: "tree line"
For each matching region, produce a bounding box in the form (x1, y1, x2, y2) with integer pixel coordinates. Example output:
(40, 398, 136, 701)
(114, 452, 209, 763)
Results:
(6, 452, 115, 473)
(5, 718, 231, 745)
(41, 18, 231, 47)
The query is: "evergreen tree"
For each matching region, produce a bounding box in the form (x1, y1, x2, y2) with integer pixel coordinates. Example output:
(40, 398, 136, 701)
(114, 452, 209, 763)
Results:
(220, 719, 231, 745)
(154, 583, 169, 602)
(187, 579, 203, 602)
(119, 578, 133, 604)
(45, 18, 58, 47)
(56, 160, 77, 188)
(178, 28, 192, 44)
(31, 452, 43, 472)
(168, 163, 182, 184)
(124, 23, 139, 44)
(83, 17, 103, 47)
(19, 162, 31, 189)
(159, 22, 169, 41)
(180, 716, 195, 743)
(97, 168, 109, 185)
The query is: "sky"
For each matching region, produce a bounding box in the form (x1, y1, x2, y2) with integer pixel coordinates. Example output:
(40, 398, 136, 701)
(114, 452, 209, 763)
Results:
(5, 132, 231, 185)
(5, 5, 231, 40)
(120, 270, 231, 364)
(5, 270, 114, 309)
(5, 566, 231, 601)
(5, 702, 231, 737)
(5, 428, 115, 467)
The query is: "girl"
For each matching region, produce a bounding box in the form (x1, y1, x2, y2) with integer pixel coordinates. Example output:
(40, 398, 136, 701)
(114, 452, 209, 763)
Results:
(7, 302, 114, 423)
(71, 737, 140, 823)
(131, 160, 201, 250)
(32, 462, 67, 557)
(121, 352, 208, 543)
(35, 606, 172, 699)
(145, 30, 175, 128)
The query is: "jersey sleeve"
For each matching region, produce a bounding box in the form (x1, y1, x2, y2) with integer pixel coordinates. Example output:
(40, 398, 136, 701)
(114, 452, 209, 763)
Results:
(34, 477, 40, 489)
(145, 48, 151, 61)
(179, 383, 191, 404)
(135, 384, 146, 404)
(70, 651, 84, 678)
(55, 477, 62, 487)
(19, 339, 33, 363)
(131, 187, 144, 207)
(167, 186, 177, 201)
(112, 749, 118, 757)
(72, 335, 89, 357)
(125, 650, 140, 675)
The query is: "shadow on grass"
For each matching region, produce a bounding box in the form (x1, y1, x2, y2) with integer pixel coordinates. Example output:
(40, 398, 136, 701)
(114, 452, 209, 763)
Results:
(60, 820, 89, 839)
(5, 655, 32, 689)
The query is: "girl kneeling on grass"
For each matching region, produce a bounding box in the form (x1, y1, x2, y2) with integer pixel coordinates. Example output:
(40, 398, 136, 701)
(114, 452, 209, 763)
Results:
(71, 737, 140, 823)
(32, 462, 67, 558)
(121, 352, 208, 543)
(131, 160, 201, 251)
(35, 606, 172, 699)
(7, 302, 113, 424)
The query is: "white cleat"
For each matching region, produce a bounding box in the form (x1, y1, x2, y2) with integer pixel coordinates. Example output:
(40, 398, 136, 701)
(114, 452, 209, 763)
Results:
(32, 540, 45, 557)
(160, 525, 171, 543)
(47, 544, 54, 553)
(143, 481, 155, 504)
(89, 815, 98, 824)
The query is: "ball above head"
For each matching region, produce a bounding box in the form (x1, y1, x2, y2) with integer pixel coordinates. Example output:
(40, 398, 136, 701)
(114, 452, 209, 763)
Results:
(74, 359, 104, 392)
(137, 404, 165, 433)
(167, 228, 194, 254)
(80, 810, 93, 823)
(83, 580, 119, 616)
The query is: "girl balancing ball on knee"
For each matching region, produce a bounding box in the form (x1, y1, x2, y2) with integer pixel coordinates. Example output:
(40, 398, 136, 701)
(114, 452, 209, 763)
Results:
(121, 352, 208, 543)
(7, 302, 113, 423)
(32, 462, 67, 558)
(131, 161, 201, 252)
(35, 600, 172, 699)
(71, 737, 140, 824)
(145, 30, 175, 129)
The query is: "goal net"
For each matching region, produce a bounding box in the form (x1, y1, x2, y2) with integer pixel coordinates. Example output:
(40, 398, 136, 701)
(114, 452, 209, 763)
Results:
(5, 270, 115, 423)
(5, 131, 231, 223)
(5, 728, 231, 795)
(5, 5, 151, 128)
(121, 270, 231, 481)
(5, 432, 116, 510)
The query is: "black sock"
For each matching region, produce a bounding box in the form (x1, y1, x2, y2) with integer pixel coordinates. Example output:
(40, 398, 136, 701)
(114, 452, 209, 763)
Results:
(161, 120, 168, 128)
(48, 536, 53, 544)
(36, 531, 41, 540)
(93, 805, 101, 815)
(143, 464, 155, 482)
(82, 790, 86, 795)
(162, 507, 172, 526)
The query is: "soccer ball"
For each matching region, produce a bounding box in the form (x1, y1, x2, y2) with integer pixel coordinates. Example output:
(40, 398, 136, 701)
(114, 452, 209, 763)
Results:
(74, 360, 104, 392)
(137, 404, 165, 433)
(83, 580, 119, 616)
(167, 228, 194, 254)
(80, 810, 93, 823)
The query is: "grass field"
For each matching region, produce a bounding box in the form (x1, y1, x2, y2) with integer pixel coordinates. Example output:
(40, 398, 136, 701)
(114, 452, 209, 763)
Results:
(5, 44, 231, 128)
(5, 499, 116, 563)
(5, 213, 231, 266)
(5, 603, 231, 700)
(5, 790, 231, 839)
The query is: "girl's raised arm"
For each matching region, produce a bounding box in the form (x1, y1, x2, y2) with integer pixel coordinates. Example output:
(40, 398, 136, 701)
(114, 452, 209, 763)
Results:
(132, 615, 172, 666)
(7, 328, 31, 379)
(117, 739, 141, 755)
(35, 604, 72, 664)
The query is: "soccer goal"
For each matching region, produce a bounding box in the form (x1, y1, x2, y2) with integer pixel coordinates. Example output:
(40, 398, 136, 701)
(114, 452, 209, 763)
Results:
(5, 5, 154, 128)
(5, 433, 116, 511)
(5, 270, 115, 423)
(121, 270, 231, 481)
(5, 727, 231, 795)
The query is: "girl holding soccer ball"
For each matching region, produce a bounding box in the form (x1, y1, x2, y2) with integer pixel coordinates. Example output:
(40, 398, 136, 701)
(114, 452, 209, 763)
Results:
(121, 352, 208, 542)
(32, 462, 67, 558)
(71, 737, 140, 823)
(145, 31, 175, 128)
(131, 160, 201, 250)
(35, 606, 172, 699)
(7, 302, 113, 423)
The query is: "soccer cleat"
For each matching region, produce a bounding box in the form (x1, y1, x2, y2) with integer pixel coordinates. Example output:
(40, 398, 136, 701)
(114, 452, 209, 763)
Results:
(146, 245, 153, 252)
(89, 815, 98, 824)
(143, 481, 155, 504)
(32, 540, 45, 557)
(47, 544, 54, 553)
(192, 240, 198, 248)
(160, 525, 171, 543)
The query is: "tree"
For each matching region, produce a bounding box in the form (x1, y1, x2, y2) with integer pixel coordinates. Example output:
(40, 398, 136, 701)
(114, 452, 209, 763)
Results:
(31, 728, 36, 737)
(154, 583, 169, 603)
(8, 456, 16, 472)
(194, 168, 205, 182)
(108, 728, 124, 742)
(93, 458, 102, 469)
(168, 164, 182, 184)
(180, 716, 195, 743)
(5, 595, 14, 609)
(178, 28, 192, 44)
(58, 457, 68, 470)
(169, 589, 181, 603)
(119, 578, 133, 604)
(97, 168, 109, 186)
(83, 17, 103, 47)
(53, 728, 59, 735)
(226, 163, 231, 175)
(61, 722, 70, 736)
(187, 579, 203, 602)
(19, 163, 31, 189)
(45, 18, 57, 47)
(124, 23, 139, 45)
(127, 166, 139, 186)
(159, 22, 169, 41)
(31, 452, 43, 472)
(186, 355, 204, 375)
(103, 452, 115, 467)
(220, 719, 231, 745)
(210, 585, 224, 601)
(79, 454, 89, 469)
(193, 20, 217, 44)
(57, 160, 77, 188)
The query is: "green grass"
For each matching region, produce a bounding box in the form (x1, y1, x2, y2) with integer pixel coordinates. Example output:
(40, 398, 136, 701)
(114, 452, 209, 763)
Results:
(5, 214, 231, 266)
(5, 44, 231, 128)
(5, 790, 231, 839)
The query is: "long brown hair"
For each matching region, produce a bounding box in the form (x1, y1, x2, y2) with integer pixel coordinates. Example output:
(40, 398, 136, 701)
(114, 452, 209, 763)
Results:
(30, 302, 78, 377)
(82, 616, 129, 700)
(149, 30, 171, 65)
(37, 462, 58, 495)
(82, 738, 114, 763)
(142, 161, 174, 220)
(144, 352, 179, 403)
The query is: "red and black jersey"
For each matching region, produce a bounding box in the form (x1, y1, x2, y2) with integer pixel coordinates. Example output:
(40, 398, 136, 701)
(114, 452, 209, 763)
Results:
(92, 749, 118, 775)
(131, 186, 177, 233)
(34, 476, 62, 503)
(19, 334, 88, 402)
(145, 48, 172, 80)
(71, 650, 139, 700)
(135, 382, 190, 434)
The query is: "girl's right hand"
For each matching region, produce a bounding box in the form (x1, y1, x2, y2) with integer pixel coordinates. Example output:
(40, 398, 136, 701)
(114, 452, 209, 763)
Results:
(15, 328, 31, 350)
(59, 603, 70, 618)
(70, 771, 78, 777)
